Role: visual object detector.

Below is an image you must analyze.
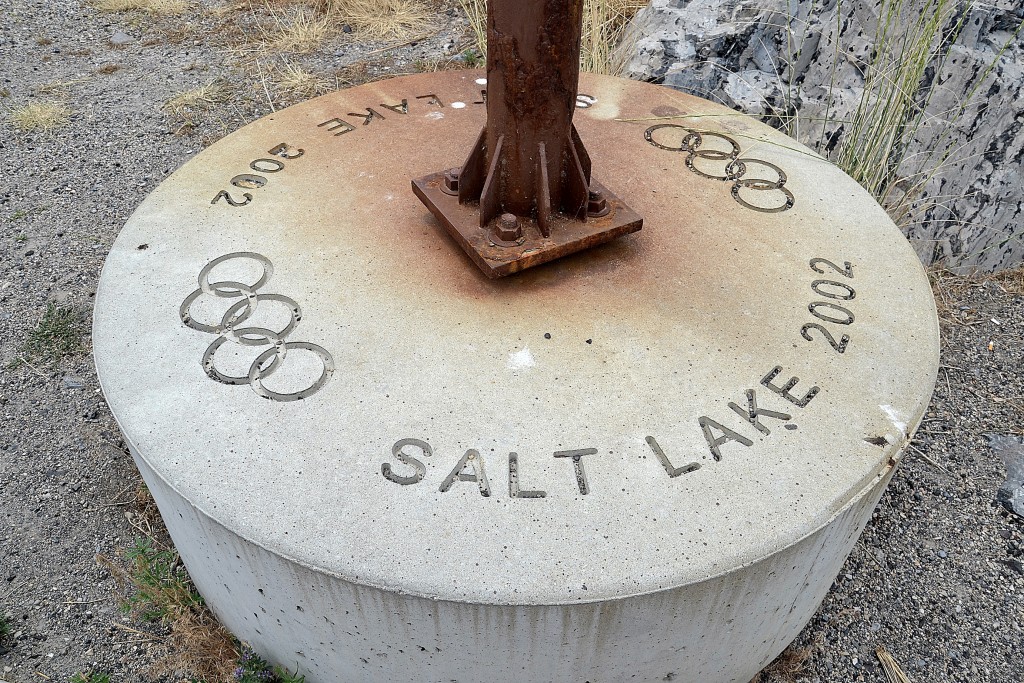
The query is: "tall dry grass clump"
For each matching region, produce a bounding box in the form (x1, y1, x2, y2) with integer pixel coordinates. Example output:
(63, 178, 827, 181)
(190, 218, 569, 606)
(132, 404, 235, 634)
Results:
(8, 101, 72, 132)
(239, 0, 433, 57)
(268, 0, 432, 39)
(329, 0, 433, 39)
(813, 0, 1022, 227)
(458, 0, 645, 75)
(273, 62, 332, 101)
(272, 7, 334, 53)
(580, 0, 646, 75)
(828, 0, 966, 217)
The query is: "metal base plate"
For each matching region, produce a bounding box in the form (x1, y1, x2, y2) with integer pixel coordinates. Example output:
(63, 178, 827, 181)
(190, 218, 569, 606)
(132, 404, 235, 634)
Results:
(412, 175, 642, 277)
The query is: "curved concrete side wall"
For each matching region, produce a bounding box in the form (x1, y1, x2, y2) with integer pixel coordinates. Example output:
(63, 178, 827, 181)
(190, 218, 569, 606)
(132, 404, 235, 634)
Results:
(135, 448, 898, 683)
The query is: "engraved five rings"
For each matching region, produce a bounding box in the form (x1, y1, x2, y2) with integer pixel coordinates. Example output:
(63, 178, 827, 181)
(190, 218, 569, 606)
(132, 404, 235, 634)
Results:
(644, 124, 795, 213)
(179, 252, 335, 402)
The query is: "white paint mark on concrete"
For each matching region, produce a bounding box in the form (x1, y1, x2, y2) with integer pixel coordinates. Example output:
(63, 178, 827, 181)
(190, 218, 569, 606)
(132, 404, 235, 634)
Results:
(426, 111, 445, 120)
(475, 78, 487, 85)
(451, 101, 467, 109)
(881, 404, 908, 437)
(507, 347, 535, 370)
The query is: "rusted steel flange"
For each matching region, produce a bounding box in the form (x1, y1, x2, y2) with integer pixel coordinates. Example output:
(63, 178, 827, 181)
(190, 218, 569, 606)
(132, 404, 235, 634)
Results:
(412, 0, 643, 277)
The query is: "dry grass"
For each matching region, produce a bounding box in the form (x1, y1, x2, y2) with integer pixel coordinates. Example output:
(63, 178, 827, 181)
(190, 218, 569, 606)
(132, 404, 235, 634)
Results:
(35, 77, 91, 95)
(332, 0, 433, 40)
(990, 264, 1024, 295)
(99, 486, 239, 681)
(457, 0, 485, 57)
(96, 63, 122, 75)
(458, 0, 644, 75)
(151, 607, 239, 681)
(274, 62, 331, 99)
(91, 0, 189, 14)
(268, 7, 333, 53)
(8, 101, 72, 132)
(783, 0, 1024, 232)
(580, 0, 646, 75)
(238, 0, 432, 57)
(164, 82, 228, 117)
(829, 0, 966, 222)
(336, 60, 372, 86)
(100, 545, 238, 681)
(928, 265, 975, 323)
(876, 645, 911, 683)
(751, 644, 813, 682)
(163, 82, 230, 135)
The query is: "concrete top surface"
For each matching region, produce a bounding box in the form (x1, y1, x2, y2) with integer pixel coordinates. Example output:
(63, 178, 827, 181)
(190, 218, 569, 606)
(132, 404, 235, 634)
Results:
(94, 71, 939, 605)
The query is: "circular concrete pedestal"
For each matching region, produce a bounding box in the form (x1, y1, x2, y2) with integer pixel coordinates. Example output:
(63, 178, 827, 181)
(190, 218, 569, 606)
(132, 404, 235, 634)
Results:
(94, 72, 939, 682)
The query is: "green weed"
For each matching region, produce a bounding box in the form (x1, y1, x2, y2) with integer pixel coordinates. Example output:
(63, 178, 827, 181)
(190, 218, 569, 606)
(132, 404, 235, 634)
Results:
(21, 303, 84, 364)
(0, 612, 11, 640)
(100, 533, 239, 681)
(9, 204, 50, 222)
(459, 48, 483, 68)
(70, 674, 112, 683)
(234, 646, 305, 683)
(121, 537, 204, 622)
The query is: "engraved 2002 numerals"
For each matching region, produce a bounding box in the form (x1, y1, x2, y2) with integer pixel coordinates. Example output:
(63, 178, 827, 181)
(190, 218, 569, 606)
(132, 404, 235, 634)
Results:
(211, 142, 304, 207)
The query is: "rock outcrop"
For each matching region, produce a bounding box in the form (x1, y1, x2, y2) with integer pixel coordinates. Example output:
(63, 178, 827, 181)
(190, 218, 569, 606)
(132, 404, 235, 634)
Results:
(625, 0, 1024, 272)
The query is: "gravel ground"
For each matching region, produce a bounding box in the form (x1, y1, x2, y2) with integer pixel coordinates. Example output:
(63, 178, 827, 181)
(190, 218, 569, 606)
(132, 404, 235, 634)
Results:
(1, 2, 1022, 682)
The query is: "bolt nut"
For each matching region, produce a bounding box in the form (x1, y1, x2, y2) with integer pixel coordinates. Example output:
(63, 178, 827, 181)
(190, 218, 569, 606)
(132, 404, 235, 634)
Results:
(587, 188, 610, 217)
(495, 213, 523, 241)
(441, 167, 460, 195)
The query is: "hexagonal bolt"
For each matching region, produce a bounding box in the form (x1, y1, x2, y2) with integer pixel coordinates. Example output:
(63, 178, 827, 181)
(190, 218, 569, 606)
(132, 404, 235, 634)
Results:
(495, 213, 523, 241)
(442, 167, 461, 196)
(587, 188, 610, 218)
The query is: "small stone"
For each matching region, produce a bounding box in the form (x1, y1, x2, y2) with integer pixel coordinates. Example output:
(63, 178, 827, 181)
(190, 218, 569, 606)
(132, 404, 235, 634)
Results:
(63, 377, 85, 389)
(109, 31, 133, 45)
(342, 24, 352, 33)
(987, 434, 1024, 517)
(999, 559, 1023, 574)
(938, 550, 947, 558)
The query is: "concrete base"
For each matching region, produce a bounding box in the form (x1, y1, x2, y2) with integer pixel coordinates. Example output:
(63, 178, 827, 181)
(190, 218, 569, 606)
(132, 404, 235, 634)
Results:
(136, 447, 897, 682)
(94, 71, 939, 682)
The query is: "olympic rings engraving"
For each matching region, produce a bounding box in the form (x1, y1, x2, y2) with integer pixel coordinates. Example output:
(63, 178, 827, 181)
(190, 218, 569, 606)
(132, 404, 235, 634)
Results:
(180, 252, 334, 402)
(644, 124, 795, 213)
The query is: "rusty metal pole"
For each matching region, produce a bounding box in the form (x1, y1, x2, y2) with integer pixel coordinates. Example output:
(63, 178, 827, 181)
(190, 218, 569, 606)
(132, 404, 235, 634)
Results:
(412, 0, 643, 277)
(462, 0, 590, 232)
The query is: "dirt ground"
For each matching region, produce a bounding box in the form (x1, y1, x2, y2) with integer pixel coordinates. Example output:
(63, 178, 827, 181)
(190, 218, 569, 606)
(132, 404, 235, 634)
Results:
(1, 1, 1022, 682)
